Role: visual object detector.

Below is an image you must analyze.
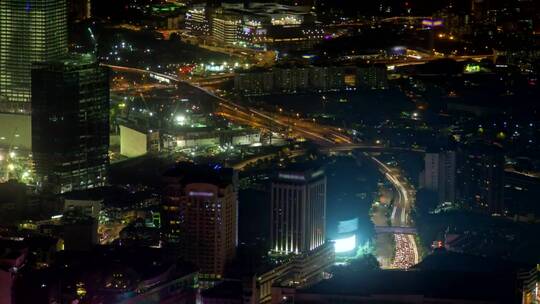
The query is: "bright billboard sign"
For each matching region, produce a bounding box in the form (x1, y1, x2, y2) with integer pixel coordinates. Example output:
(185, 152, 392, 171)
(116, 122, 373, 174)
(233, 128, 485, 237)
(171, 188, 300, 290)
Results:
(338, 218, 359, 234)
(334, 235, 356, 253)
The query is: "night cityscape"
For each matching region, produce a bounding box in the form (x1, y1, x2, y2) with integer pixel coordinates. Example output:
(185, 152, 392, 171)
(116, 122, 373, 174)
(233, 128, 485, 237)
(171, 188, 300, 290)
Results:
(1, 0, 540, 303)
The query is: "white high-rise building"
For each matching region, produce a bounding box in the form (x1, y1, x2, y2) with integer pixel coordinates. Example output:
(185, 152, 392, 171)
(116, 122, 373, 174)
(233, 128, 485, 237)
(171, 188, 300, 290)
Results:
(271, 164, 326, 255)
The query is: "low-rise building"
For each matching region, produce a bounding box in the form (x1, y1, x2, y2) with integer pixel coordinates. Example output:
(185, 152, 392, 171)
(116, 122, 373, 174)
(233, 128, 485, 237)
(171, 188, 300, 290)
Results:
(249, 244, 334, 304)
(120, 125, 161, 158)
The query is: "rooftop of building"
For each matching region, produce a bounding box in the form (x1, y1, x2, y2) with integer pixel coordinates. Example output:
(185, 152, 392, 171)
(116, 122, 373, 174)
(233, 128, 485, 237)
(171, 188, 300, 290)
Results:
(414, 249, 534, 274)
(32, 53, 98, 71)
(163, 162, 235, 187)
(272, 160, 325, 183)
(221, 2, 312, 16)
(299, 269, 518, 302)
(300, 250, 533, 302)
(55, 246, 197, 283)
(62, 186, 158, 209)
(148, 2, 186, 17)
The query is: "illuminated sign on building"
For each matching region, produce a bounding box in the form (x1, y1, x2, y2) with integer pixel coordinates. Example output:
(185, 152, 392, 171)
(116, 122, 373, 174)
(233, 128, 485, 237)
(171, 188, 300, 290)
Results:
(188, 191, 214, 197)
(278, 173, 306, 181)
(311, 170, 324, 179)
(334, 235, 356, 253)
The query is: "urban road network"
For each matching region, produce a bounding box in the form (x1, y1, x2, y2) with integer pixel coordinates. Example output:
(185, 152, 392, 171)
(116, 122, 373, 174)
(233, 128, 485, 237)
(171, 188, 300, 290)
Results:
(106, 63, 424, 268)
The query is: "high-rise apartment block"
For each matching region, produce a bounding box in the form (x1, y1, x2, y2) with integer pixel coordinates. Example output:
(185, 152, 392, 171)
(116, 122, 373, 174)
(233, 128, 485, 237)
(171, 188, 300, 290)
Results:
(458, 143, 505, 215)
(356, 64, 388, 90)
(421, 149, 457, 205)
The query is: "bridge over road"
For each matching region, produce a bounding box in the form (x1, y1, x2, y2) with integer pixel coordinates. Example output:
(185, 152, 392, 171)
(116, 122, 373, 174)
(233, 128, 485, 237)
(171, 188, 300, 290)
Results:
(375, 226, 417, 235)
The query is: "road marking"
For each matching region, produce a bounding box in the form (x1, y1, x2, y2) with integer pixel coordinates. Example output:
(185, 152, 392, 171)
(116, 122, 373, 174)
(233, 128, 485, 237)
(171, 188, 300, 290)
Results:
(391, 206, 397, 221)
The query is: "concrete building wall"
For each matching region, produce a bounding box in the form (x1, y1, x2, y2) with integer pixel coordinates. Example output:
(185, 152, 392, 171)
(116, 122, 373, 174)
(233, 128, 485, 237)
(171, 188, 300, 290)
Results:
(0, 113, 31, 150)
(120, 125, 148, 158)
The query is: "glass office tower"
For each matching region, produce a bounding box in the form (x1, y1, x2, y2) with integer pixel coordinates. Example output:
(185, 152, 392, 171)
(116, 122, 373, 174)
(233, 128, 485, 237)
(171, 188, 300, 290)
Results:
(31, 53, 109, 194)
(0, 0, 67, 107)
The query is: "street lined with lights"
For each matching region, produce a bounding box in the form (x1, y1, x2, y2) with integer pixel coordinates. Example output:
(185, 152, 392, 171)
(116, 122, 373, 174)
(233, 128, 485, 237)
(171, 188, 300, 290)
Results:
(370, 155, 419, 269)
(105, 64, 422, 270)
(104, 64, 354, 146)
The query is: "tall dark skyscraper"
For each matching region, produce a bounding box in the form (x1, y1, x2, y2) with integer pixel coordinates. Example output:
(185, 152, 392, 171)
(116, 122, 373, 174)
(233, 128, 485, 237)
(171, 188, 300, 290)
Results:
(162, 163, 238, 278)
(271, 164, 326, 255)
(31, 53, 109, 194)
(0, 0, 67, 107)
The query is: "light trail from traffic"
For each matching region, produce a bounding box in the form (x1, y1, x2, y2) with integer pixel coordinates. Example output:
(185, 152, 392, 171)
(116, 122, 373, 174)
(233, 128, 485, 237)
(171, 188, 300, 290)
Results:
(103, 64, 353, 146)
(107, 63, 423, 268)
(369, 154, 419, 269)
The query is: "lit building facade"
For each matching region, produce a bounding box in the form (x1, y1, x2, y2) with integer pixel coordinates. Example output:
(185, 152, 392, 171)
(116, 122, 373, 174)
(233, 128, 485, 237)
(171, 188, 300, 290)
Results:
(212, 13, 242, 45)
(0, 0, 67, 106)
(250, 243, 334, 303)
(31, 53, 109, 194)
(187, 3, 323, 50)
(162, 163, 238, 278)
(271, 165, 326, 255)
(186, 6, 210, 36)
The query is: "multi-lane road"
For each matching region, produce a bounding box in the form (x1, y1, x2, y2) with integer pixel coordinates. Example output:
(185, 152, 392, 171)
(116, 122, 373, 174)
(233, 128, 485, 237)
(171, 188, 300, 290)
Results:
(107, 63, 421, 268)
(370, 155, 419, 269)
(104, 64, 353, 146)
